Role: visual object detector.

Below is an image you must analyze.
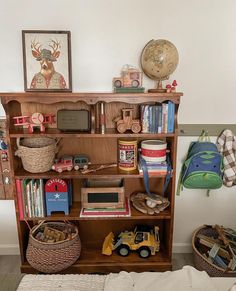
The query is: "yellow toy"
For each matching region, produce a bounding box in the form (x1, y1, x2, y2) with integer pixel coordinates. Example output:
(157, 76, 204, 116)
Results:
(102, 225, 160, 258)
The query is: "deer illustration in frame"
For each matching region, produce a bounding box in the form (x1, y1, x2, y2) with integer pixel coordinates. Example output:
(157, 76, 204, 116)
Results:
(22, 30, 72, 92)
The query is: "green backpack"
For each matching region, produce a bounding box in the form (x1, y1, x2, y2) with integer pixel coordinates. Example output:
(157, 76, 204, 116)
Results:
(177, 130, 223, 195)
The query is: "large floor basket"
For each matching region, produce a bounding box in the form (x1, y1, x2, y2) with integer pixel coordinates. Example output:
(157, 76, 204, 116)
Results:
(15, 138, 57, 173)
(26, 222, 81, 273)
(192, 225, 236, 277)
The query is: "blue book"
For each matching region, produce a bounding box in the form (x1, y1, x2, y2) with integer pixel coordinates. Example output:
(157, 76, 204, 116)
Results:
(157, 105, 162, 133)
(167, 101, 175, 133)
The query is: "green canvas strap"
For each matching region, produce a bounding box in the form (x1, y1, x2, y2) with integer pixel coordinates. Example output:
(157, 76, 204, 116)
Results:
(198, 129, 210, 142)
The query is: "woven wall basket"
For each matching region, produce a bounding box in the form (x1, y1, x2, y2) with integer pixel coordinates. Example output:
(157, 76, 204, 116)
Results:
(26, 222, 81, 273)
(192, 225, 236, 277)
(15, 138, 57, 173)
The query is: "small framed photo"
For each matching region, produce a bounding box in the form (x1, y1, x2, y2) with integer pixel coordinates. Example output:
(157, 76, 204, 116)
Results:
(22, 30, 72, 92)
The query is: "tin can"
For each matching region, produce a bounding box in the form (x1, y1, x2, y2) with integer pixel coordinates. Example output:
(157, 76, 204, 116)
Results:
(118, 139, 137, 172)
(141, 140, 167, 162)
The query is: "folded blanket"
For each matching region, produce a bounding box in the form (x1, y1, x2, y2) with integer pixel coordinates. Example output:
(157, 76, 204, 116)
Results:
(104, 266, 218, 291)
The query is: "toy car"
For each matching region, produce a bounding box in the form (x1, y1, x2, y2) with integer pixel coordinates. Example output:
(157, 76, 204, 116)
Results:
(115, 108, 141, 133)
(102, 225, 160, 258)
(113, 65, 142, 88)
(52, 156, 73, 173)
(73, 154, 91, 170)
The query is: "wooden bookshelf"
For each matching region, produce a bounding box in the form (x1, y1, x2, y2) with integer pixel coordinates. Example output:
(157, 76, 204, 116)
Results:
(1, 91, 182, 273)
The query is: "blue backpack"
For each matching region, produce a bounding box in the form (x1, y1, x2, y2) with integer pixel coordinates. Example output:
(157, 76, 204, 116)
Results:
(177, 130, 223, 195)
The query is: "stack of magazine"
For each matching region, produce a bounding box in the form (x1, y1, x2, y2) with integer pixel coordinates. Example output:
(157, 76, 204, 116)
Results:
(80, 197, 131, 218)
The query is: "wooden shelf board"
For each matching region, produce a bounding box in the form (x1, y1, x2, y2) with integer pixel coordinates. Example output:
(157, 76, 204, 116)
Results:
(0, 92, 183, 105)
(14, 167, 167, 179)
(21, 246, 171, 273)
(20, 202, 171, 221)
(9, 127, 176, 138)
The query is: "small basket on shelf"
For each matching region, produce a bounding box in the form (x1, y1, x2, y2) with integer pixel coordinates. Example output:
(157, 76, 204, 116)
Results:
(26, 221, 81, 273)
(192, 225, 236, 277)
(15, 137, 58, 173)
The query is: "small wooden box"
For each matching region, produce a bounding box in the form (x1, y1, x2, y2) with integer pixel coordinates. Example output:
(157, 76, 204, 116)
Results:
(81, 178, 125, 209)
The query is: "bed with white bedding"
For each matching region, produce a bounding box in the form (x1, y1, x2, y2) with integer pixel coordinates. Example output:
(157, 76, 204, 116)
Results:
(17, 266, 236, 291)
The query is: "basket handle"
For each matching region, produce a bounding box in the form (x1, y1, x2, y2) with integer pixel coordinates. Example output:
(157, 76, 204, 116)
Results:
(25, 220, 45, 234)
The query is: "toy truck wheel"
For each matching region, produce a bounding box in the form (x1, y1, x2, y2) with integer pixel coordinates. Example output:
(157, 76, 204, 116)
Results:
(114, 80, 122, 88)
(117, 123, 127, 133)
(57, 168, 63, 173)
(83, 165, 88, 170)
(138, 247, 151, 258)
(131, 80, 139, 88)
(67, 167, 73, 171)
(117, 244, 130, 257)
(131, 123, 141, 133)
(74, 165, 79, 171)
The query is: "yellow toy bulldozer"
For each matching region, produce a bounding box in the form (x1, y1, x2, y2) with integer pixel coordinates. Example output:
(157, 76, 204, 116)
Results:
(102, 225, 160, 258)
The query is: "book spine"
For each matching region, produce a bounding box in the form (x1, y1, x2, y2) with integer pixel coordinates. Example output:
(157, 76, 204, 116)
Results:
(142, 105, 149, 133)
(157, 105, 162, 133)
(167, 101, 175, 133)
(39, 179, 45, 217)
(162, 103, 168, 133)
(15, 179, 24, 220)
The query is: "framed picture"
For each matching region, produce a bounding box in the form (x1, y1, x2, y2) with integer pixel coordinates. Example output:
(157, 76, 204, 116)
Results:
(22, 30, 72, 92)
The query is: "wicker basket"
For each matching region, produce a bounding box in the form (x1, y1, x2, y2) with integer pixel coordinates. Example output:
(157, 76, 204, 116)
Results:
(192, 225, 236, 277)
(26, 222, 81, 273)
(15, 138, 57, 173)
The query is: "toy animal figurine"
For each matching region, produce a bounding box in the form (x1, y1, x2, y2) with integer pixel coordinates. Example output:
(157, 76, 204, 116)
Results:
(114, 108, 141, 133)
(113, 65, 142, 88)
(102, 225, 160, 258)
(13, 113, 55, 133)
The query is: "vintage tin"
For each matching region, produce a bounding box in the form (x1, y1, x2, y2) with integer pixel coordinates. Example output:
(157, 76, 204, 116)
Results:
(141, 140, 167, 162)
(118, 139, 137, 172)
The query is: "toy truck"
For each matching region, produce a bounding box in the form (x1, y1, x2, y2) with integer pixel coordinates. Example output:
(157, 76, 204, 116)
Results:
(115, 108, 141, 133)
(113, 66, 142, 88)
(102, 225, 160, 258)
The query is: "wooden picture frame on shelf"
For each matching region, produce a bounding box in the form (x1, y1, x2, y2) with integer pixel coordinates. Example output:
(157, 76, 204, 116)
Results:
(22, 30, 72, 92)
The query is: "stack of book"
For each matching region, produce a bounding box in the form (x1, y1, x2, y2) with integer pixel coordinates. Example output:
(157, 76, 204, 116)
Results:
(138, 161, 168, 175)
(16, 179, 45, 219)
(140, 101, 175, 133)
(80, 197, 131, 218)
(114, 87, 145, 93)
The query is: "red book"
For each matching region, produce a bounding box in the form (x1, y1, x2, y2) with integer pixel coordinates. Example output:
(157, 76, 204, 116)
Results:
(15, 179, 24, 220)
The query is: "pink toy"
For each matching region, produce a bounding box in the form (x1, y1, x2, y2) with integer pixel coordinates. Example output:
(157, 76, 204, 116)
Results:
(13, 113, 55, 133)
(165, 80, 177, 93)
(171, 80, 177, 92)
(52, 156, 73, 173)
(166, 84, 172, 93)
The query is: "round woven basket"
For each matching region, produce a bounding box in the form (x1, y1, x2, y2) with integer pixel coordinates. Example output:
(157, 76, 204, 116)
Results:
(15, 138, 57, 173)
(26, 222, 81, 273)
(192, 225, 236, 277)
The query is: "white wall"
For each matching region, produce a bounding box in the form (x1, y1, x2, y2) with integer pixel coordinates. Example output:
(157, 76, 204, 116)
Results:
(0, 0, 236, 254)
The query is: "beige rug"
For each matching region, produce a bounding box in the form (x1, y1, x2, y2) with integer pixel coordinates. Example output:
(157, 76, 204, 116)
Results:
(17, 274, 106, 291)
